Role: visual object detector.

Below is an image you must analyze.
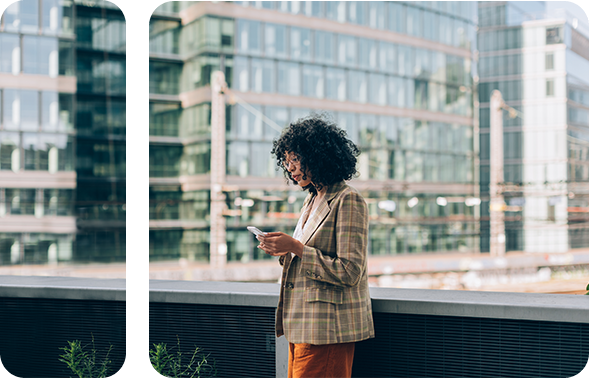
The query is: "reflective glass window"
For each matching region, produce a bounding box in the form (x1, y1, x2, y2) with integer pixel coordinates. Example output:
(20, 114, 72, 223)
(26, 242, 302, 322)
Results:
(325, 67, 346, 101)
(423, 10, 436, 41)
(388, 2, 406, 34)
(277, 61, 300, 96)
(43, 189, 73, 216)
(150, 102, 181, 137)
(368, 73, 387, 106)
(379, 42, 397, 74)
(338, 35, 357, 67)
(304, 1, 323, 17)
(236, 103, 263, 139)
(58, 40, 74, 76)
(348, 70, 367, 103)
(0, 34, 21, 75)
(149, 19, 180, 55)
(251, 58, 274, 93)
(149, 146, 182, 178)
(325, 1, 346, 23)
(149, 61, 181, 95)
(251, 142, 275, 177)
(233, 56, 249, 92)
(237, 19, 261, 54)
(302, 64, 324, 98)
(337, 112, 358, 143)
(315, 31, 335, 64)
(42, 0, 74, 35)
(20, 0, 39, 33)
(264, 106, 289, 141)
(348, 1, 366, 25)
(265, 23, 287, 58)
(359, 38, 377, 70)
(23, 36, 58, 77)
(181, 143, 210, 175)
(42, 91, 59, 132)
(406, 6, 422, 38)
(23, 133, 73, 172)
(0, 132, 20, 171)
(75, 15, 125, 52)
(367, 2, 385, 29)
(397, 45, 413, 77)
(6, 189, 35, 215)
(3, 2, 20, 32)
(227, 141, 249, 176)
(291, 27, 312, 61)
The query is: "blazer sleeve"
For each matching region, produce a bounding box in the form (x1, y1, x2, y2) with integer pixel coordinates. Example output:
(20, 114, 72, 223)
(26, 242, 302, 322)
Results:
(299, 190, 368, 287)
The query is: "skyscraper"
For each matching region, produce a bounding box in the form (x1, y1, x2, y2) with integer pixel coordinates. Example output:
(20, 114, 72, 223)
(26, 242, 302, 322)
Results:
(149, 1, 479, 267)
(478, 1, 589, 253)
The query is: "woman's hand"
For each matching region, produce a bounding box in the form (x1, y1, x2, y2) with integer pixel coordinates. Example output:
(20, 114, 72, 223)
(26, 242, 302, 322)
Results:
(257, 232, 304, 258)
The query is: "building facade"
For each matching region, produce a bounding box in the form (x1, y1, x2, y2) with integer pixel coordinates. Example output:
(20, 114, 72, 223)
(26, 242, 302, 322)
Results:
(478, 1, 589, 253)
(0, 0, 479, 264)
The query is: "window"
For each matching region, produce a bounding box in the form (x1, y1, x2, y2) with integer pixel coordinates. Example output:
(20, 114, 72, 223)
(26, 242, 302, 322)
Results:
(0, 34, 21, 75)
(277, 62, 300, 96)
(264, 23, 287, 58)
(325, 2, 346, 23)
(546, 26, 563, 45)
(348, 1, 366, 25)
(291, 27, 312, 61)
(251, 58, 274, 93)
(348, 70, 367, 103)
(545, 52, 554, 70)
(358, 38, 377, 70)
(338, 35, 357, 67)
(325, 68, 346, 101)
(302, 64, 324, 98)
(546, 79, 554, 97)
(237, 20, 261, 54)
(369, 73, 387, 105)
(315, 31, 335, 64)
(23, 36, 58, 77)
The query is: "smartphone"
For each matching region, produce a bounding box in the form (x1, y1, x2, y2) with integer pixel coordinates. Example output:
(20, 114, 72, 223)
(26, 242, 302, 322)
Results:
(247, 226, 267, 236)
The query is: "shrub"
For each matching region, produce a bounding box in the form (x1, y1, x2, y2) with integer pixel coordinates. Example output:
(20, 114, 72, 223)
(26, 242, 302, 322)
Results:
(150, 337, 216, 378)
(59, 335, 113, 378)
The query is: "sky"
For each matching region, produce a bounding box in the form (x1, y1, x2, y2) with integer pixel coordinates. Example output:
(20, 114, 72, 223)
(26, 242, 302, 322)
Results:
(547, 0, 589, 23)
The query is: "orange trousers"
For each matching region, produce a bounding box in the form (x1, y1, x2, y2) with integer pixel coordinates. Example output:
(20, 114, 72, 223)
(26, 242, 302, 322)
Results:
(288, 342, 355, 378)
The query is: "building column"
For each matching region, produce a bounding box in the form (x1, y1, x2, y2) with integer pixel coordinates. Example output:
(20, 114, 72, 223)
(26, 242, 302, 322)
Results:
(489, 90, 506, 257)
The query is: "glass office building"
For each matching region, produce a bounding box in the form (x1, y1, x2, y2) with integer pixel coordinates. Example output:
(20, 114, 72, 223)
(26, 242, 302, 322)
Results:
(149, 1, 479, 263)
(478, 1, 589, 252)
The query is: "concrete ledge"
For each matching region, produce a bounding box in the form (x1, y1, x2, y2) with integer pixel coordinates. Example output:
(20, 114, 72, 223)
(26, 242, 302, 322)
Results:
(2, 276, 586, 323)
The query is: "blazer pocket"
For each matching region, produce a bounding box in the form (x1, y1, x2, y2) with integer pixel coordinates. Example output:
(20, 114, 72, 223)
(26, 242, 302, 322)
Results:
(304, 286, 343, 305)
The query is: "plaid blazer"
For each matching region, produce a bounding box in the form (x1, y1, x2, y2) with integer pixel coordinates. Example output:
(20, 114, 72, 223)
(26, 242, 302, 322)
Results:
(275, 181, 375, 345)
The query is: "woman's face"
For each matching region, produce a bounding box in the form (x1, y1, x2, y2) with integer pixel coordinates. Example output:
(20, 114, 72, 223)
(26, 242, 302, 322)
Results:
(284, 152, 312, 187)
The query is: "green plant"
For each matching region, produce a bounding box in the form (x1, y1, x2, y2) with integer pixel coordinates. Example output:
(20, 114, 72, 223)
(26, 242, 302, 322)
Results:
(59, 334, 113, 378)
(150, 336, 216, 378)
(585, 282, 588, 295)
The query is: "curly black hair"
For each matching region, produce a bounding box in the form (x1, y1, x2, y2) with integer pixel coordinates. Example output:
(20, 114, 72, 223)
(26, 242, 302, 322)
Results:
(271, 113, 360, 193)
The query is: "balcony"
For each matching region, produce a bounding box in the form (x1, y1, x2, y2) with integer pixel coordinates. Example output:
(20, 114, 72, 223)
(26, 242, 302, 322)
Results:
(1, 276, 587, 377)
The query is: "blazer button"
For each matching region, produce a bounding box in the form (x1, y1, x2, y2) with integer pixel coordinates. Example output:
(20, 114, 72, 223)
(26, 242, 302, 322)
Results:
(286, 282, 294, 289)
(306, 270, 312, 276)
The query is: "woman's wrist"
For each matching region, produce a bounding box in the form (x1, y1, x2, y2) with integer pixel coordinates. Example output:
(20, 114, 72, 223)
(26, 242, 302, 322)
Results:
(294, 240, 304, 258)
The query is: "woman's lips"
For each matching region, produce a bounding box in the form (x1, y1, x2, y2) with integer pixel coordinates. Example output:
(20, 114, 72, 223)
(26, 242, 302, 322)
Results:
(292, 174, 300, 181)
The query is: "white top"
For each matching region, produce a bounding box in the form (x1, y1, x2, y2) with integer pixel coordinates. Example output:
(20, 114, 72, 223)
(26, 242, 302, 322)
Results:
(291, 197, 318, 256)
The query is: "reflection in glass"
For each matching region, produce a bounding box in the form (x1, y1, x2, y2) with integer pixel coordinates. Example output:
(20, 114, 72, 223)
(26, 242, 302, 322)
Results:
(277, 61, 300, 96)
(325, 2, 346, 23)
(315, 30, 335, 64)
(265, 23, 287, 58)
(302, 64, 324, 99)
(251, 58, 274, 93)
(338, 35, 356, 67)
(325, 68, 346, 101)
(291, 27, 312, 61)
(0, 34, 21, 74)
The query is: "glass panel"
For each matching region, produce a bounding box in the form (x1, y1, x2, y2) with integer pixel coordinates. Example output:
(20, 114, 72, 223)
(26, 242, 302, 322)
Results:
(0, 34, 21, 74)
(358, 38, 377, 70)
(348, 1, 366, 25)
(227, 141, 249, 176)
(388, 2, 406, 34)
(315, 31, 335, 64)
(0, 132, 20, 171)
(277, 61, 300, 96)
(379, 42, 397, 74)
(337, 35, 357, 67)
(42, 0, 73, 35)
(348, 70, 367, 103)
(237, 19, 261, 54)
(302, 64, 324, 98)
(291, 27, 312, 61)
(367, 1, 385, 29)
(265, 23, 287, 58)
(23, 36, 59, 77)
(368, 73, 387, 105)
(325, 1, 346, 23)
(325, 67, 346, 101)
(149, 61, 181, 95)
(251, 58, 274, 93)
(20, 0, 39, 33)
(149, 19, 180, 55)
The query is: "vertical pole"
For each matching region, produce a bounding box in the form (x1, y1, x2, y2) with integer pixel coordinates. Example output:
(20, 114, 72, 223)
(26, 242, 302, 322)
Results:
(210, 71, 227, 268)
(489, 90, 506, 257)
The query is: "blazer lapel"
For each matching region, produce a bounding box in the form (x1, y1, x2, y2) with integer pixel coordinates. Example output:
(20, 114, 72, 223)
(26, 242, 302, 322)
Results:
(299, 181, 347, 245)
(300, 197, 330, 245)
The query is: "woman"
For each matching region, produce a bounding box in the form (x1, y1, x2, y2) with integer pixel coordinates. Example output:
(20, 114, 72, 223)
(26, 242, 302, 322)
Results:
(257, 115, 375, 378)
